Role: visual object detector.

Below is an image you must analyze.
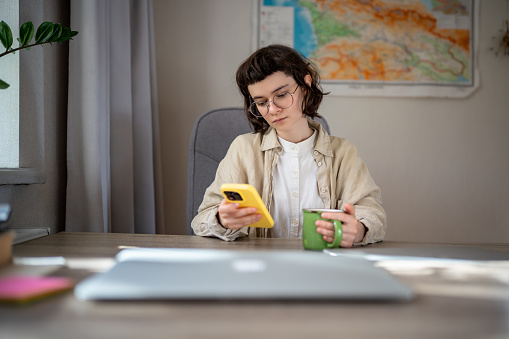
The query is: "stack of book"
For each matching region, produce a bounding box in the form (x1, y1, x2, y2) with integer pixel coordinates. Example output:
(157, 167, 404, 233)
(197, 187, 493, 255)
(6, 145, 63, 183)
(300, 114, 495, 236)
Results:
(0, 204, 13, 266)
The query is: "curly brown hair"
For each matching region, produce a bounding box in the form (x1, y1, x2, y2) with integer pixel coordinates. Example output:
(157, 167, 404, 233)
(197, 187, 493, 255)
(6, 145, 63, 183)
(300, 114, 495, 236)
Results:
(236, 45, 327, 133)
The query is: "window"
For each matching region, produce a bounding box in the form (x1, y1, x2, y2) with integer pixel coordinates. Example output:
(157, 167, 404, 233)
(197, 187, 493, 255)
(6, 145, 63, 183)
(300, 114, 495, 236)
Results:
(0, 0, 45, 184)
(0, 0, 19, 168)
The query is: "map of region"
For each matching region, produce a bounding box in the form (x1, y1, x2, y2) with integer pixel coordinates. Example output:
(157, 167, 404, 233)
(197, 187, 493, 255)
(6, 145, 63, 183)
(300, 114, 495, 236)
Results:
(259, 0, 474, 89)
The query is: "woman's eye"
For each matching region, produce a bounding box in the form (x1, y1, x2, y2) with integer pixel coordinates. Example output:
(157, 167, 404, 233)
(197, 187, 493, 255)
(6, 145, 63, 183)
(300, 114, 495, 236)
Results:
(256, 101, 268, 107)
(276, 92, 289, 98)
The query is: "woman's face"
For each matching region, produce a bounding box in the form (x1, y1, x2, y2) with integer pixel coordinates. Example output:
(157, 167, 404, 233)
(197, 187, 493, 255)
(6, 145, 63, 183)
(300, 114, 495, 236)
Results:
(247, 71, 310, 141)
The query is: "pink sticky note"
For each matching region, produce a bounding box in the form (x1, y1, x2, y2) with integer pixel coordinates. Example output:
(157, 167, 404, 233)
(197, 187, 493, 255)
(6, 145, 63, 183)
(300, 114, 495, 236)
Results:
(0, 276, 74, 303)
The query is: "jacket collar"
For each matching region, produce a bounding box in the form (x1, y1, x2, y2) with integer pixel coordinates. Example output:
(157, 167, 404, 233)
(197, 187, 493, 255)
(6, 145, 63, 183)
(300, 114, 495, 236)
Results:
(259, 119, 333, 157)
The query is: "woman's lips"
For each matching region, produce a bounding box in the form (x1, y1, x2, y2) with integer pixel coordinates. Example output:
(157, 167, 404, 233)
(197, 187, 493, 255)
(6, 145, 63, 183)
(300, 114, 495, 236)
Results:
(273, 117, 286, 124)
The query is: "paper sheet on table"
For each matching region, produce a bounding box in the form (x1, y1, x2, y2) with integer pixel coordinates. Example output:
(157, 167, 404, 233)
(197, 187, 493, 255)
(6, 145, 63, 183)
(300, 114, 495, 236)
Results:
(324, 248, 509, 300)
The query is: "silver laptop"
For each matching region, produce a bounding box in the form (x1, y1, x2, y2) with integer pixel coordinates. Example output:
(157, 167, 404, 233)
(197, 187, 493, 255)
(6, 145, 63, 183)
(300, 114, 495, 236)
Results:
(75, 248, 414, 301)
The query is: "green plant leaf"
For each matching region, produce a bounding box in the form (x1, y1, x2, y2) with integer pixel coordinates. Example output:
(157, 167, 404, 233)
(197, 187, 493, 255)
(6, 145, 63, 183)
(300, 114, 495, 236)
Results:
(0, 78, 10, 89)
(55, 26, 75, 42)
(19, 21, 35, 46)
(47, 23, 62, 42)
(0, 21, 14, 51)
(35, 22, 54, 43)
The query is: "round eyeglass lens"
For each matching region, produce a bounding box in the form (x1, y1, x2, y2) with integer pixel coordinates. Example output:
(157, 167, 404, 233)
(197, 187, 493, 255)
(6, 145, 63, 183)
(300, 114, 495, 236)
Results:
(249, 91, 294, 118)
(249, 103, 263, 117)
(273, 92, 293, 109)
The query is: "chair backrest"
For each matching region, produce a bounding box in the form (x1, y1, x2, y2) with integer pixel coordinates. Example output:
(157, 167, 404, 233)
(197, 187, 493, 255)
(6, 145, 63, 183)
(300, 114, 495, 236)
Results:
(186, 107, 330, 235)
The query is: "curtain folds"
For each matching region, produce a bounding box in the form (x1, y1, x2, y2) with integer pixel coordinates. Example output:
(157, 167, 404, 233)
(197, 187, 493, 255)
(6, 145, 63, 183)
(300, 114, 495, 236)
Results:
(66, 0, 164, 233)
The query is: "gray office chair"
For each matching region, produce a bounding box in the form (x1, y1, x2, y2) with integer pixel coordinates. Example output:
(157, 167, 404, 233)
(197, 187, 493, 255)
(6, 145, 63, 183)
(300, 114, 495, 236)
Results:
(186, 107, 330, 235)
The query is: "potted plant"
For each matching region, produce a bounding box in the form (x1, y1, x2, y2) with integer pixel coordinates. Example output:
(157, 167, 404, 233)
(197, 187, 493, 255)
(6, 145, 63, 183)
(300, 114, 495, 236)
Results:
(0, 20, 78, 89)
(0, 21, 77, 265)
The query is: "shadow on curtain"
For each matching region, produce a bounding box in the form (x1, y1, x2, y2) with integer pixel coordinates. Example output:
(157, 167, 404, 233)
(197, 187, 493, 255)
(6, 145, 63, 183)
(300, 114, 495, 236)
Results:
(66, 0, 164, 233)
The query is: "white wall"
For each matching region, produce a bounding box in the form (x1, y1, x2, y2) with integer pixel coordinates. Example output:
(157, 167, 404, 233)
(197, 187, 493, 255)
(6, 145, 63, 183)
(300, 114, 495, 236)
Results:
(154, 0, 509, 243)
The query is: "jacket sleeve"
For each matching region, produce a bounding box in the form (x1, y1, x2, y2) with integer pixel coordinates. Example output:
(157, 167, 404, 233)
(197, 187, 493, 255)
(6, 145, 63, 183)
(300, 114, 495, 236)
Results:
(191, 137, 250, 241)
(333, 139, 387, 245)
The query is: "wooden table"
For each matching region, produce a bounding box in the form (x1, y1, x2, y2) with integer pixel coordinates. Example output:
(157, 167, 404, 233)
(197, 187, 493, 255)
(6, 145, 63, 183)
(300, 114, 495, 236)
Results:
(2, 232, 509, 339)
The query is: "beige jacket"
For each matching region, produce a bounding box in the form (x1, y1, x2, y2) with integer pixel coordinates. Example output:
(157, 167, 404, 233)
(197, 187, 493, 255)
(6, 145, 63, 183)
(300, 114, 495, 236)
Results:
(191, 120, 386, 245)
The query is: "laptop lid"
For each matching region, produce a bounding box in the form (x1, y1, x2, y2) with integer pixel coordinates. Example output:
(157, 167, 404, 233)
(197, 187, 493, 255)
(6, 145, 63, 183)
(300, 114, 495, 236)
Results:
(74, 248, 414, 301)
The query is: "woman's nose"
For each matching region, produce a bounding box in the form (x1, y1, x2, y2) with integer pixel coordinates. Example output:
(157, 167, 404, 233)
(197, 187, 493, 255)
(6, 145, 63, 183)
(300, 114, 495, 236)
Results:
(267, 101, 280, 115)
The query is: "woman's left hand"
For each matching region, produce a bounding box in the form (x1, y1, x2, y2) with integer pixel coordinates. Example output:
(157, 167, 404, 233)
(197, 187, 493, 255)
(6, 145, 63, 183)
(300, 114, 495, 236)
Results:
(315, 203, 366, 248)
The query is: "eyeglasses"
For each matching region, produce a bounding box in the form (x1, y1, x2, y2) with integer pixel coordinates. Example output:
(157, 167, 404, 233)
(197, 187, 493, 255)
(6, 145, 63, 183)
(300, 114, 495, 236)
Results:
(248, 84, 299, 118)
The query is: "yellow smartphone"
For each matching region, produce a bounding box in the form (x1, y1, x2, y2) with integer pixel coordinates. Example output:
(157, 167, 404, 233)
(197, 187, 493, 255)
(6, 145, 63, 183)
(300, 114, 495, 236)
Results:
(220, 184, 274, 228)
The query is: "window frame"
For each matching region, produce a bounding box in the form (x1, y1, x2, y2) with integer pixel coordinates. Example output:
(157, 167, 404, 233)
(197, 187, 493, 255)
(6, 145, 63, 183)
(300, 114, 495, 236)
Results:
(0, 0, 45, 185)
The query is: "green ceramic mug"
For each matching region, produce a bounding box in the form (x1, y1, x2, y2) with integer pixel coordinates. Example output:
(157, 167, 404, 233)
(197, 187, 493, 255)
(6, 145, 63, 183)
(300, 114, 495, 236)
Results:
(302, 208, 343, 250)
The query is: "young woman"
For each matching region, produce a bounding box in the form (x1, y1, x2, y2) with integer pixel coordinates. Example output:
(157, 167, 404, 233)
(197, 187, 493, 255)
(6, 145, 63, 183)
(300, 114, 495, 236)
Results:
(191, 45, 386, 247)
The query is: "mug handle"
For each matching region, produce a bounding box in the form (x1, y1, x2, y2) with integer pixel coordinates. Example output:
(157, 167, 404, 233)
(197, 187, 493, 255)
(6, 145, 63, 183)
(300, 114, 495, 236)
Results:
(327, 220, 343, 248)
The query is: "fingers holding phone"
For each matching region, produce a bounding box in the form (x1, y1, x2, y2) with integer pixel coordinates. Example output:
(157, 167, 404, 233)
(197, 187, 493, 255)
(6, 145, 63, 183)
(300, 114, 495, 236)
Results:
(219, 184, 274, 229)
(217, 199, 262, 230)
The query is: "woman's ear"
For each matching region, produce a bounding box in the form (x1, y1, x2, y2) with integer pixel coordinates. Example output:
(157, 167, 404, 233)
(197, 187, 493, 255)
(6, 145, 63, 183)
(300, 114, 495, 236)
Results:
(304, 74, 312, 87)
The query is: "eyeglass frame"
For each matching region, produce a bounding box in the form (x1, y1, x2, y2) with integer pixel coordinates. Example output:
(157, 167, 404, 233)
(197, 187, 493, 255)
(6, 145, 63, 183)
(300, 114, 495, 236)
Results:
(248, 84, 300, 118)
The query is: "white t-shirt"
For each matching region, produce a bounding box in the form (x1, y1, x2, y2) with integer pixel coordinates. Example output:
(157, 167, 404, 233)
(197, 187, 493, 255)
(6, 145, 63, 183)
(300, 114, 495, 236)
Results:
(270, 130, 324, 238)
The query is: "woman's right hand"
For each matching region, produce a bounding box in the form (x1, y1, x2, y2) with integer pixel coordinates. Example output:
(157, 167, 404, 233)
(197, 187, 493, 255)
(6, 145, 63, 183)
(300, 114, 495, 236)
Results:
(217, 199, 262, 230)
